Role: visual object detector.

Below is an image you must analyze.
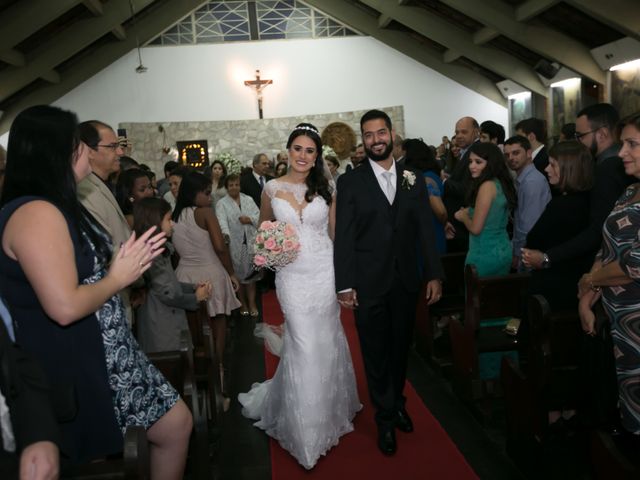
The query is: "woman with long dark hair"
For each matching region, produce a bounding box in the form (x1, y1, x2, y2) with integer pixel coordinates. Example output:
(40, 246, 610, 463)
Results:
(115, 168, 154, 227)
(404, 138, 447, 253)
(238, 123, 361, 470)
(454, 142, 516, 276)
(205, 159, 228, 206)
(0, 105, 192, 478)
(171, 171, 240, 401)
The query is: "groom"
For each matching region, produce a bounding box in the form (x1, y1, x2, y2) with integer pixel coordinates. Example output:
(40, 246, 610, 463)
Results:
(334, 109, 443, 455)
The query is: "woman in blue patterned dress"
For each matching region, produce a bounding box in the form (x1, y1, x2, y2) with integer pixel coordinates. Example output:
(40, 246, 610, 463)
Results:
(0, 105, 192, 478)
(404, 138, 447, 254)
(579, 112, 640, 436)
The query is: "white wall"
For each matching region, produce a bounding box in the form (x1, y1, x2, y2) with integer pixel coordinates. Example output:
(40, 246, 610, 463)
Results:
(1, 36, 507, 147)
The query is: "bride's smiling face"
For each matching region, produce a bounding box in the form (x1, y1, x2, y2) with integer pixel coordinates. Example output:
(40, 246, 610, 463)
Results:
(288, 135, 317, 175)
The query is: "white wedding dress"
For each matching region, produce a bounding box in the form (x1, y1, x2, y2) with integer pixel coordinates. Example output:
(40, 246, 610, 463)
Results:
(238, 179, 361, 470)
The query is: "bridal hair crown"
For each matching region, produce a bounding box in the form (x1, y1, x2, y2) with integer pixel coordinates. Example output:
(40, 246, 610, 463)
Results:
(293, 125, 319, 135)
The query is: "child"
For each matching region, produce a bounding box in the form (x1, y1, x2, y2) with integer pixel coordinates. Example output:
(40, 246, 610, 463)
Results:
(133, 197, 211, 353)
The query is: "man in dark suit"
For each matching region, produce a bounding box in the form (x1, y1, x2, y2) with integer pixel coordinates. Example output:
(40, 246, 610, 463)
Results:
(0, 299, 60, 479)
(443, 116, 479, 252)
(240, 153, 273, 208)
(334, 110, 443, 456)
(515, 117, 549, 175)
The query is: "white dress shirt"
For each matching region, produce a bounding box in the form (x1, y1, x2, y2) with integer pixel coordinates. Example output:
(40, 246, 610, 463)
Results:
(369, 158, 397, 204)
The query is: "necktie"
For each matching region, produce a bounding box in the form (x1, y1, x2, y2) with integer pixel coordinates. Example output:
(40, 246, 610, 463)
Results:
(381, 171, 395, 204)
(259, 176, 264, 189)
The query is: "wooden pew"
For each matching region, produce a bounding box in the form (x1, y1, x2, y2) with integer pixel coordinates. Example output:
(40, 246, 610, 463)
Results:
(448, 264, 529, 408)
(147, 330, 212, 480)
(414, 252, 466, 367)
(501, 295, 582, 465)
(590, 429, 640, 479)
(61, 426, 150, 479)
(186, 304, 225, 423)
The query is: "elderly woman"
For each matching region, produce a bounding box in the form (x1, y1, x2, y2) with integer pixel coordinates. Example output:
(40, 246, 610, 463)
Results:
(578, 112, 640, 436)
(216, 173, 260, 316)
(521, 141, 594, 310)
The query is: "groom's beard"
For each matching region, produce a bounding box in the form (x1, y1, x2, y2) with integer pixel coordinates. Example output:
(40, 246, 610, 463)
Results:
(364, 140, 394, 162)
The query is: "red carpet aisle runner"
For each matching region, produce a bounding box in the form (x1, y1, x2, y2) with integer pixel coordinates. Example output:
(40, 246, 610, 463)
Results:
(261, 291, 479, 480)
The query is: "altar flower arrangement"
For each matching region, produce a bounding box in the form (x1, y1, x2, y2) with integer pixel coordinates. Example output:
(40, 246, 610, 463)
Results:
(215, 152, 242, 175)
(402, 170, 416, 190)
(253, 221, 300, 271)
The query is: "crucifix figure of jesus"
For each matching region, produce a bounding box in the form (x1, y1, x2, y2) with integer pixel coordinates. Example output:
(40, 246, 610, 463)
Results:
(244, 69, 273, 119)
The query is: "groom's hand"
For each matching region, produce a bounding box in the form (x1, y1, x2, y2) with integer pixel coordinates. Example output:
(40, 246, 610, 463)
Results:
(425, 279, 442, 305)
(338, 290, 358, 309)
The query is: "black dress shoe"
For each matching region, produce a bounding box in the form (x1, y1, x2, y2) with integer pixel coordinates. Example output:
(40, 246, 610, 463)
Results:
(395, 409, 414, 433)
(377, 427, 397, 455)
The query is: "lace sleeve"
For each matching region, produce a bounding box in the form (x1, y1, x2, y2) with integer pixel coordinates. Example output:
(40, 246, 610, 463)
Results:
(264, 178, 278, 199)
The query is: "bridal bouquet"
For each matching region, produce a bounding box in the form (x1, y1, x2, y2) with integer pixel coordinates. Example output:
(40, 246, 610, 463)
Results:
(253, 221, 300, 271)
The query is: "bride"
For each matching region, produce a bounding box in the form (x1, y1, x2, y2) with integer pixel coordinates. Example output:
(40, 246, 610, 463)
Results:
(238, 123, 361, 469)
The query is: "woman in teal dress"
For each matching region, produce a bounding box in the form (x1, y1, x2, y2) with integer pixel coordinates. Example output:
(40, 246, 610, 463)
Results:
(454, 142, 516, 277)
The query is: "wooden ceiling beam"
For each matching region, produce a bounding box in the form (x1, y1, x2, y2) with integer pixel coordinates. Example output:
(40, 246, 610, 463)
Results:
(515, 0, 560, 22)
(0, 0, 210, 136)
(0, 0, 157, 102)
(566, 0, 640, 41)
(303, 0, 507, 106)
(439, 0, 606, 84)
(359, 0, 548, 96)
(0, 0, 83, 50)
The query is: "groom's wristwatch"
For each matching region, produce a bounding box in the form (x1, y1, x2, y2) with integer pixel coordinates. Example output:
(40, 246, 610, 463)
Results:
(542, 253, 550, 269)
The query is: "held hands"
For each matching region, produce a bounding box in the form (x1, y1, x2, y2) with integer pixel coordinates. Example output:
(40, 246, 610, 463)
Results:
(444, 221, 456, 240)
(578, 289, 601, 336)
(238, 215, 253, 225)
(425, 279, 442, 305)
(109, 227, 166, 290)
(520, 248, 544, 270)
(20, 441, 59, 480)
(195, 282, 212, 302)
(578, 273, 598, 299)
(337, 290, 358, 310)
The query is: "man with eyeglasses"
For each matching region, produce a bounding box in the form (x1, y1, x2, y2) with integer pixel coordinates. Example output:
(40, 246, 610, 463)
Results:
(526, 103, 633, 272)
(77, 120, 135, 325)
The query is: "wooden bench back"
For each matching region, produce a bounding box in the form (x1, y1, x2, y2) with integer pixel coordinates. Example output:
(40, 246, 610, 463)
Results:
(464, 264, 530, 331)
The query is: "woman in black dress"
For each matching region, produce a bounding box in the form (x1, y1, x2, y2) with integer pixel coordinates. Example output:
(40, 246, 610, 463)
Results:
(0, 105, 192, 479)
(522, 141, 594, 310)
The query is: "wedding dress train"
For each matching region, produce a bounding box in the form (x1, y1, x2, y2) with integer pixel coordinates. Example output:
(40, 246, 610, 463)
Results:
(238, 180, 361, 469)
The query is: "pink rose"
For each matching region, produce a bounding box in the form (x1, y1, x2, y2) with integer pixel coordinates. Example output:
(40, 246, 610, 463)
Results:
(283, 224, 296, 237)
(259, 221, 273, 231)
(264, 238, 276, 250)
(254, 255, 266, 266)
(255, 234, 265, 244)
(283, 239, 295, 251)
(270, 245, 283, 254)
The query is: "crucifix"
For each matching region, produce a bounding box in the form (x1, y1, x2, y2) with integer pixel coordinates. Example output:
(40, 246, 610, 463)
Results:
(244, 69, 273, 119)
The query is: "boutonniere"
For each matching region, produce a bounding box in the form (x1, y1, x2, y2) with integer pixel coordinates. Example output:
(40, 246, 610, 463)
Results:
(402, 170, 416, 190)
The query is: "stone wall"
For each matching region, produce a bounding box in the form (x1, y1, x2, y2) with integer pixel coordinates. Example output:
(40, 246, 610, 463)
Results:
(120, 105, 404, 175)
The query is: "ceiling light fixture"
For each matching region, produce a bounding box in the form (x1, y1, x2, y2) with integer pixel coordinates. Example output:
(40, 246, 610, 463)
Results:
(129, 0, 147, 74)
(610, 58, 640, 71)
